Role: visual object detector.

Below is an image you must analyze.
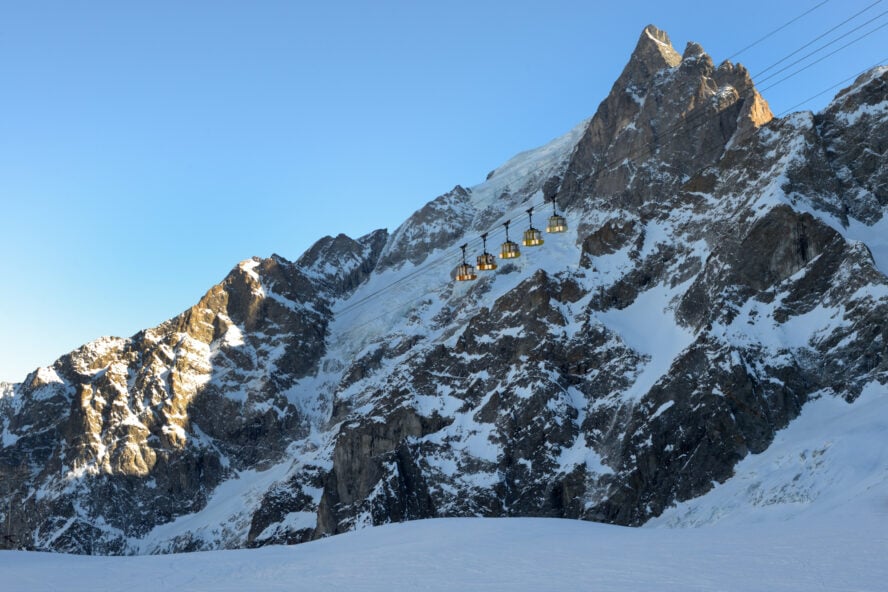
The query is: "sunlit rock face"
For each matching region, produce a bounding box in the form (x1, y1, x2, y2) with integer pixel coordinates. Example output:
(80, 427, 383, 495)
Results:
(1, 29, 886, 555)
(559, 25, 773, 206)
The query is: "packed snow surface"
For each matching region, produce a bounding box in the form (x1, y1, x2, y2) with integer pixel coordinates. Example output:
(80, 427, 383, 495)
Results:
(1, 513, 884, 592)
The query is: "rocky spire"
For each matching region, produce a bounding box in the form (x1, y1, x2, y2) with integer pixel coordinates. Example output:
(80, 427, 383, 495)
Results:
(559, 25, 772, 207)
(613, 25, 682, 93)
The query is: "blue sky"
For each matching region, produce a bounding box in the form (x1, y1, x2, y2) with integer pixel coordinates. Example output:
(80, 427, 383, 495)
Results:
(1, 0, 885, 382)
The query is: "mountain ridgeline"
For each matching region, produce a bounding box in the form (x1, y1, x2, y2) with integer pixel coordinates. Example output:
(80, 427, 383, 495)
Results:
(1, 26, 886, 554)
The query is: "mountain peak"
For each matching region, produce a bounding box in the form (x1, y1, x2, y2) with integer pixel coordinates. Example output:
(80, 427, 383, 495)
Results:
(602, 25, 682, 110)
(623, 25, 682, 81)
(558, 24, 772, 203)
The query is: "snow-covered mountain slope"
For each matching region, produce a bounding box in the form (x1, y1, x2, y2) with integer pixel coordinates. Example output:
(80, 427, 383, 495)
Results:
(649, 380, 888, 526)
(1, 25, 886, 555)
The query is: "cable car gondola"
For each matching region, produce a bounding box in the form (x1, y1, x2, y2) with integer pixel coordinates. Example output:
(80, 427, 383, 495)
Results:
(522, 207, 544, 247)
(546, 198, 568, 233)
(455, 243, 478, 281)
(500, 220, 521, 259)
(476, 232, 497, 271)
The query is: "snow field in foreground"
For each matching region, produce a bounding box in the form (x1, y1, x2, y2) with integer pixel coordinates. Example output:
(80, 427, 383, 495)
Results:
(1, 513, 885, 592)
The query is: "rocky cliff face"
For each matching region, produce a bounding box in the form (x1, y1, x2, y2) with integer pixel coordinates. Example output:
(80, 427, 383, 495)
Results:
(0, 232, 387, 553)
(1, 26, 886, 554)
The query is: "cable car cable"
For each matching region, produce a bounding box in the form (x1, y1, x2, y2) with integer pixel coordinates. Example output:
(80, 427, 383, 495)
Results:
(753, 0, 884, 78)
(450, 51, 888, 278)
(759, 19, 888, 92)
(444, 3, 882, 254)
(438, 2, 888, 277)
(724, 0, 831, 62)
(335, 253, 455, 315)
(456, 35, 887, 279)
(754, 7, 888, 85)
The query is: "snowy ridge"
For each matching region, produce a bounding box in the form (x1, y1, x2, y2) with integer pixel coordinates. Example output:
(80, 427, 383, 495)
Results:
(329, 119, 589, 360)
(0, 243, 356, 553)
(471, 117, 590, 209)
(375, 117, 587, 274)
(827, 65, 888, 122)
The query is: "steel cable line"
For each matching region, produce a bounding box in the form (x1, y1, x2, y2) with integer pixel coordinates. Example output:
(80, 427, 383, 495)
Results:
(759, 19, 888, 92)
(336, 55, 884, 323)
(754, 7, 888, 85)
(335, 254, 455, 315)
(753, 0, 883, 78)
(724, 0, 831, 62)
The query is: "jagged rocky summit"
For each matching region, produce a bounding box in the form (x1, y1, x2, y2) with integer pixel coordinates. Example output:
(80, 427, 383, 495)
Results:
(1, 25, 886, 554)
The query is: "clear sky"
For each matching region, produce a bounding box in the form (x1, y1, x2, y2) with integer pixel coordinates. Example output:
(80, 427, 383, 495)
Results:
(1, 0, 885, 382)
